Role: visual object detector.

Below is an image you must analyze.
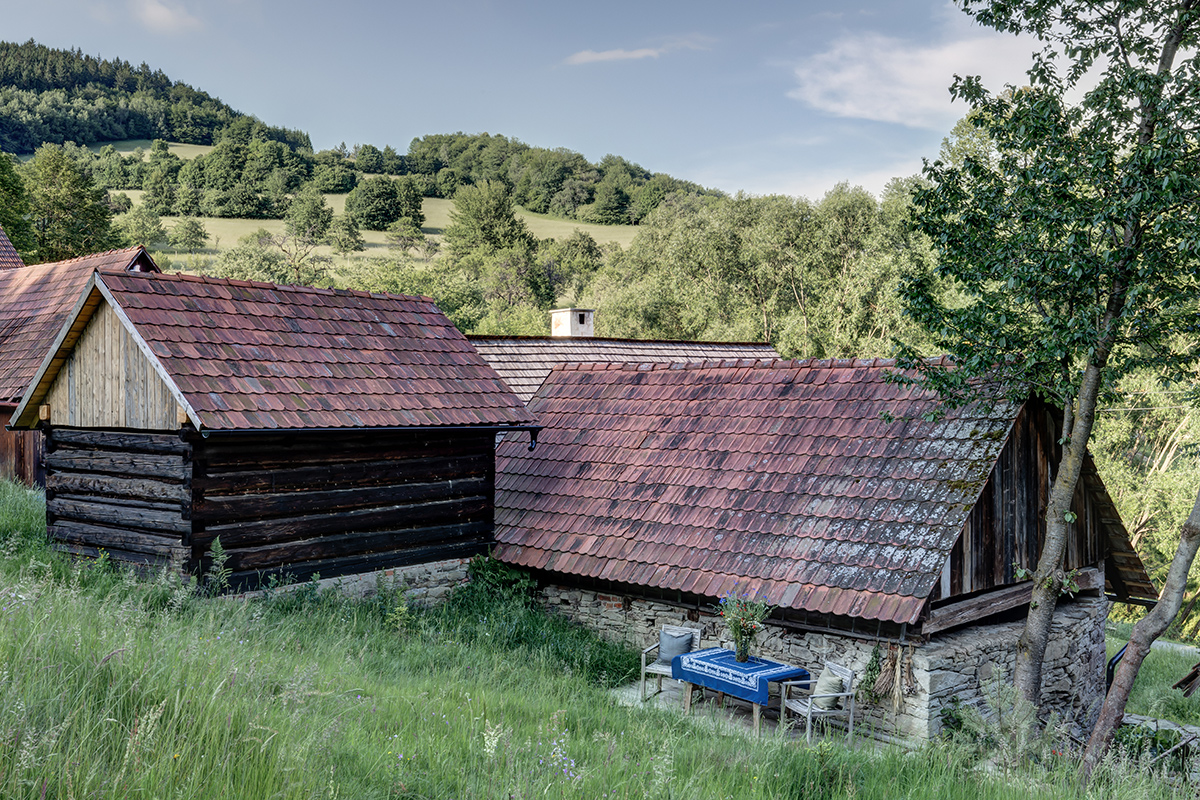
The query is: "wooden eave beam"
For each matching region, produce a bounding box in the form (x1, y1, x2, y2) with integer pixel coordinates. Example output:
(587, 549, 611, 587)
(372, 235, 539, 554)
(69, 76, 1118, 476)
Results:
(922, 567, 1103, 636)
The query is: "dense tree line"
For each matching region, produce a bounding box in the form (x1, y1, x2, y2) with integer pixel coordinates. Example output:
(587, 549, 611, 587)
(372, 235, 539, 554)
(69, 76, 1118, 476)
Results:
(0, 144, 217, 264)
(332, 175, 935, 356)
(580, 180, 935, 358)
(402, 133, 721, 223)
(0, 39, 309, 153)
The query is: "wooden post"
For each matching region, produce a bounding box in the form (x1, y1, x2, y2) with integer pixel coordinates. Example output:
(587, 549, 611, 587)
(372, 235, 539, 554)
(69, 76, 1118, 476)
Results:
(176, 405, 188, 427)
(38, 404, 50, 423)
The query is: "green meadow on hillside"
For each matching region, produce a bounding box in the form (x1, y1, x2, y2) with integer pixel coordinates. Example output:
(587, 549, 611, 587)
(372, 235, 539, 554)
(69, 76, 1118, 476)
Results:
(93, 140, 638, 264)
(82, 139, 216, 161)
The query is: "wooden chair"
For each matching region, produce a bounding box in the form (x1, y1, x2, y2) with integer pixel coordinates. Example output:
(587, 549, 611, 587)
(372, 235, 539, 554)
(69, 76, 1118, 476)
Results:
(781, 661, 856, 743)
(640, 625, 701, 701)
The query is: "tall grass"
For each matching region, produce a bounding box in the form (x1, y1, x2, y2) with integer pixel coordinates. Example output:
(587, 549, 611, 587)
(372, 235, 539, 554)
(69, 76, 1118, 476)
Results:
(0, 480, 1189, 798)
(0, 480, 45, 552)
(1107, 635, 1200, 726)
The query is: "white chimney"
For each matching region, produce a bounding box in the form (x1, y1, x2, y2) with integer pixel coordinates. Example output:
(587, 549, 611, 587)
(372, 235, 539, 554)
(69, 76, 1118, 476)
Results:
(550, 308, 594, 338)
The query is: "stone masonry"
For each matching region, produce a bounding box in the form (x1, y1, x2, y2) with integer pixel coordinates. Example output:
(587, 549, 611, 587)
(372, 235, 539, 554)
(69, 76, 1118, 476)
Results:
(229, 557, 471, 605)
(540, 584, 1109, 742)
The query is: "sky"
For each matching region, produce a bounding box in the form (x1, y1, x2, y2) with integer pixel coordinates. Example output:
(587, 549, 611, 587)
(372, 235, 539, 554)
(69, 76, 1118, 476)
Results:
(3, 0, 1041, 200)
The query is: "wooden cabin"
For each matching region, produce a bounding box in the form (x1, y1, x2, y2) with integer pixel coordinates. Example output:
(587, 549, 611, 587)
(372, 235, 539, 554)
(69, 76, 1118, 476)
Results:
(492, 358, 1155, 737)
(10, 271, 536, 589)
(0, 247, 159, 486)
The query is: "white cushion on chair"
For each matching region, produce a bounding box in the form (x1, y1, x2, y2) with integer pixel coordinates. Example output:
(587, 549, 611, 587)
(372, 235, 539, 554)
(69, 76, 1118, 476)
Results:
(813, 666, 845, 710)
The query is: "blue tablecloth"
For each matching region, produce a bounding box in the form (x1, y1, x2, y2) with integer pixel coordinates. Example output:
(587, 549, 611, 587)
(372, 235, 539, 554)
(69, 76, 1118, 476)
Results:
(672, 647, 810, 706)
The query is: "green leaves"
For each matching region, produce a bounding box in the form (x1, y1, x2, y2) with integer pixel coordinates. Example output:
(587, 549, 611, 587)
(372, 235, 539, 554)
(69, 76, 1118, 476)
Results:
(24, 143, 119, 262)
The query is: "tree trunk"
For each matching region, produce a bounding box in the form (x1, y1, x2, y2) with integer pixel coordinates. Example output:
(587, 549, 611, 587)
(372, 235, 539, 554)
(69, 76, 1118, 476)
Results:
(1013, 361, 1105, 705)
(1081, 486, 1200, 779)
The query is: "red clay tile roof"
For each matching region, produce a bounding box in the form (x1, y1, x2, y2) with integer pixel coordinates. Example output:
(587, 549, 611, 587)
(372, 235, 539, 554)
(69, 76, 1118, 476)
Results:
(469, 336, 781, 401)
(494, 358, 1024, 626)
(0, 247, 154, 404)
(97, 272, 535, 430)
(0, 226, 23, 270)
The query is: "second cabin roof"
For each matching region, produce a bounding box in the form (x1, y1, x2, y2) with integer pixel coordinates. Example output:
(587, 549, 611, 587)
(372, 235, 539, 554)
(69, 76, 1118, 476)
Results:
(0, 247, 156, 405)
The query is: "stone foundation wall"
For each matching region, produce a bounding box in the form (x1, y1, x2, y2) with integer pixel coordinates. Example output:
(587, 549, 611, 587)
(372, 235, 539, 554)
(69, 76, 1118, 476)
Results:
(539, 584, 1108, 741)
(230, 558, 470, 605)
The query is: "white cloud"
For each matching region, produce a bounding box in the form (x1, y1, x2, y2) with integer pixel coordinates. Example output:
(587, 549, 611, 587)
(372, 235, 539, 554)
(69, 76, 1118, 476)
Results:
(789, 13, 1034, 130)
(129, 0, 203, 33)
(564, 35, 711, 66)
(566, 47, 664, 65)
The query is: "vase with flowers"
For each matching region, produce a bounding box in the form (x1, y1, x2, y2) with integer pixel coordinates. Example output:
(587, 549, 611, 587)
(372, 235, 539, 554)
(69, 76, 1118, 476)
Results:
(718, 591, 773, 662)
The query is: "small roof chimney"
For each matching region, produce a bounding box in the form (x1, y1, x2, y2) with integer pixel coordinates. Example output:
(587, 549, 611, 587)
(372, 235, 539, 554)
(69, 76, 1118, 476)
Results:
(550, 308, 594, 338)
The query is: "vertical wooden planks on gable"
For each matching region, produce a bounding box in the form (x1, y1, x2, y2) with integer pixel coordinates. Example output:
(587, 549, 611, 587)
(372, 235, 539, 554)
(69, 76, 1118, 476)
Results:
(991, 450, 1006, 588)
(1001, 422, 1016, 584)
(40, 300, 179, 432)
(950, 517, 965, 595)
(1011, 408, 1026, 579)
(1033, 403, 1051, 571)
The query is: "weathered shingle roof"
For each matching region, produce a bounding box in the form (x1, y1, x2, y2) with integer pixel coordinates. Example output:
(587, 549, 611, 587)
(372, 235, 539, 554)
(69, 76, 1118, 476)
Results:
(0, 247, 154, 405)
(494, 358, 1040, 625)
(469, 336, 780, 401)
(0, 226, 23, 270)
(94, 272, 535, 431)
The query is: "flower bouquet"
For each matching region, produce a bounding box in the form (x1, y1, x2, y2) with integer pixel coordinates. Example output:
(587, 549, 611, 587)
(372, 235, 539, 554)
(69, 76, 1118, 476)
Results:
(718, 591, 773, 662)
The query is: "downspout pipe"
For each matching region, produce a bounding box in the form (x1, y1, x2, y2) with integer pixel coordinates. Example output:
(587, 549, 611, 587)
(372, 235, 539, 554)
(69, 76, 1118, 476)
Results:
(1107, 643, 1128, 691)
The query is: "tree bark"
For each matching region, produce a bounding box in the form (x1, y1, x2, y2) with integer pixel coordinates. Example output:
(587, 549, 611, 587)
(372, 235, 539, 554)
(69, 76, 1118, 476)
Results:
(1081, 486, 1200, 779)
(1013, 357, 1108, 705)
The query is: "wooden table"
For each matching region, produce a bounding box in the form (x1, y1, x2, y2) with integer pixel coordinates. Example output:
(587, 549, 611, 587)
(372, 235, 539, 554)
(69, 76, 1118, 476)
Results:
(671, 647, 810, 735)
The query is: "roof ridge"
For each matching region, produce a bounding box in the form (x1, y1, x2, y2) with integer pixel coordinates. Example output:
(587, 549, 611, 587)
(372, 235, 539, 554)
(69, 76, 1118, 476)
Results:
(111, 271, 435, 304)
(547, 357, 917, 373)
(467, 334, 779, 347)
(543, 356, 959, 374)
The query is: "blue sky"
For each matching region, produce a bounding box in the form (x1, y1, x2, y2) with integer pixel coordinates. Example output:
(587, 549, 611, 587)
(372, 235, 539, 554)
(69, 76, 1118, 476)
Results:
(5, 0, 1038, 200)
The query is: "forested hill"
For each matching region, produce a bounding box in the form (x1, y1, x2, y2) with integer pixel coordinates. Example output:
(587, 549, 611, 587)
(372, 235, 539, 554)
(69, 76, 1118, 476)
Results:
(0, 39, 310, 152)
(1, 40, 721, 225)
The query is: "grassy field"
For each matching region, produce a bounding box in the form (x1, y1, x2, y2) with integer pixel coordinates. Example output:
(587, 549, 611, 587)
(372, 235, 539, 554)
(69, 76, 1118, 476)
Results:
(422, 198, 639, 247)
(0, 480, 1191, 799)
(84, 139, 214, 161)
(1106, 633, 1200, 725)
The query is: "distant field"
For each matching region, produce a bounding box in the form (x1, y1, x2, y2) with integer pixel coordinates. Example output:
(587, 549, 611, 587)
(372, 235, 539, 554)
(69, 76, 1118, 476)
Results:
(423, 197, 637, 247)
(78, 139, 214, 160)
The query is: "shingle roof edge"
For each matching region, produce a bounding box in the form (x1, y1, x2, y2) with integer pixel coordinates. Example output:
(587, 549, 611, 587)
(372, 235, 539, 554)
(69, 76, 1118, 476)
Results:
(27, 246, 145, 268)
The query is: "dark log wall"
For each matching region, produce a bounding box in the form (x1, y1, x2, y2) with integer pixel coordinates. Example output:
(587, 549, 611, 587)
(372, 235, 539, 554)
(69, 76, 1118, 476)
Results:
(44, 427, 190, 569)
(191, 429, 495, 590)
(0, 407, 45, 487)
(932, 399, 1103, 603)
